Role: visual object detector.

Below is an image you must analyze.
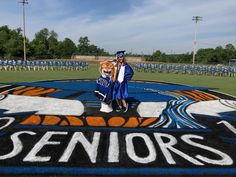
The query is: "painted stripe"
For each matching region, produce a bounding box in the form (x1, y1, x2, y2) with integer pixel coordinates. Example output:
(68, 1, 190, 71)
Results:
(217, 121, 236, 134)
(186, 99, 236, 118)
(0, 167, 235, 175)
(191, 114, 236, 121)
(0, 94, 84, 116)
(137, 102, 167, 117)
(15, 125, 212, 133)
(221, 136, 236, 144)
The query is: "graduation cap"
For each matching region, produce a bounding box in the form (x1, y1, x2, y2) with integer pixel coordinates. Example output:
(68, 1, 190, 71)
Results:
(116, 50, 125, 57)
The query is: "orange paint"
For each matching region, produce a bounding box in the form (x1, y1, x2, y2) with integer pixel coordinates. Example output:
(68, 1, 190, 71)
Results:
(1, 91, 8, 95)
(13, 86, 35, 95)
(86, 116, 106, 127)
(42, 116, 61, 125)
(19, 115, 157, 128)
(124, 117, 139, 127)
(138, 117, 143, 123)
(20, 115, 41, 125)
(21, 88, 57, 96)
(108, 117, 126, 127)
(174, 90, 219, 101)
(66, 116, 84, 126)
(140, 117, 156, 127)
(60, 120, 69, 126)
(195, 90, 219, 100)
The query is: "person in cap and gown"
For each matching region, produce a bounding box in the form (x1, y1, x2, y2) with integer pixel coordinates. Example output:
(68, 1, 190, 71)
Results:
(112, 51, 134, 112)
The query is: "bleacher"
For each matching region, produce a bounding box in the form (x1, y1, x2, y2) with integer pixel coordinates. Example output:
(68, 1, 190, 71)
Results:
(133, 63, 236, 77)
(0, 60, 89, 71)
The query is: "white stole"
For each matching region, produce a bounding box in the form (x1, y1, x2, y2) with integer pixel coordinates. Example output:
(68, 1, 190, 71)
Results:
(117, 65, 125, 83)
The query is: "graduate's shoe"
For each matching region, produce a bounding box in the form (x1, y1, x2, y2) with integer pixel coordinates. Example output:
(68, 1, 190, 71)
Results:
(116, 106, 122, 112)
(123, 104, 129, 113)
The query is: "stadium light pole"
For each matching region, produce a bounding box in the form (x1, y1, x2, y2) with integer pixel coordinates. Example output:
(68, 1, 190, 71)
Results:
(19, 0, 28, 61)
(192, 16, 202, 65)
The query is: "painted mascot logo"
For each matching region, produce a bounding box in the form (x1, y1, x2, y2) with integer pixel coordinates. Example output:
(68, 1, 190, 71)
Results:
(0, 79, 235, 129)
(0, 79, 236, 176)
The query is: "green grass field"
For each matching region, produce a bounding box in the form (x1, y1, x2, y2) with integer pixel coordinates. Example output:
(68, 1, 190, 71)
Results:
(0, 63, 236, 96)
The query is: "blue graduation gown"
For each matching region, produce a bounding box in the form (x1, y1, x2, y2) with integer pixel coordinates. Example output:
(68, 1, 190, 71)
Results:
(94, 76, 113, 104)
(113, 64, 134, 99)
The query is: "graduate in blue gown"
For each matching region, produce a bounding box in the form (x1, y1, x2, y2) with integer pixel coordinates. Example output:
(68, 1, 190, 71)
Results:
(113, 51, 134, 112)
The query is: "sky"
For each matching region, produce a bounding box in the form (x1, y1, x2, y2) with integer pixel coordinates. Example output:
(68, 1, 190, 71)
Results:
(0, 0, 236, 54)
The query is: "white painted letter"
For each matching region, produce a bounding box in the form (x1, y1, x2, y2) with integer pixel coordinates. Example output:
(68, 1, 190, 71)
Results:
(108, 132, 119, 163)
(181, 134, 233, 165)
(0, 131, 36, 160)
(126, 133, 156, 164)
(59, 132, 100, 163)
(23, 131, 67, 162)
(0, 117, 15, 130)
(154, 133, 203, 165)
(217, 121, 236, 135)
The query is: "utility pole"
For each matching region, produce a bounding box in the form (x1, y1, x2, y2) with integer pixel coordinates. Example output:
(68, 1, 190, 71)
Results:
(192, 16, 202, 65)
(19, 0, 28, 61)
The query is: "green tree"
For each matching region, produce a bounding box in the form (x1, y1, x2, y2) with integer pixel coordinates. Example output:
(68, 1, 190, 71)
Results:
(58, 38, 77, 58)
(224, 43, 236, 62)
(77, 36, 90, 55)
(31, 28, 50, 58)
(0, 26, 10, 58)
(225, 43, 236, 51)
(30, 28, 60, 59)
(152, 50, 162, 59)
(147, 50, 167, 62)
(196, 48, 214, 63)
(76, 36, 109, 56)
(0, 26, 25, 59)
(48, 30, 59, 58)
(0, 26, 110, 59)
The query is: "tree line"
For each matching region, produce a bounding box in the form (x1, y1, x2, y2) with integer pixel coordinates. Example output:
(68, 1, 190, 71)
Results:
(146, 44, 236, 64)
(1, 25, 236, 64)
(0, 25, 108, 60)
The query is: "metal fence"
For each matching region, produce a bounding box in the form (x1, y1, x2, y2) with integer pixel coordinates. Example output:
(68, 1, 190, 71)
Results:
(132, 63, 236, 77)
(0, 60, 89, 71)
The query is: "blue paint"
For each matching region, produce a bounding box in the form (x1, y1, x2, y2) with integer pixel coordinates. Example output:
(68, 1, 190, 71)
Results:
(11, 81, 96, 92)
(9, 80, 208, 102)
(15, 125, 211, 132)
(75, 93, 97, 101)
(192, 114, 236, 121)
(47, 90, 80, 99)
(128, 87, 174, 102)
(158, 99, 205, 129)
(218, 112, 236, 121)
(0, 166, 235, 175)
(221, 136, 236, 144)
(132, 81, 207, 92)
(0, 132, 6, 136)
(12, 80, 207, 92)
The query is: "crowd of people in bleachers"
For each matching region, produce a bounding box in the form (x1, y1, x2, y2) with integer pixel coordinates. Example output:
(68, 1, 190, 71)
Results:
(133, 63, 236, 77)
(0, 60, 89, 71)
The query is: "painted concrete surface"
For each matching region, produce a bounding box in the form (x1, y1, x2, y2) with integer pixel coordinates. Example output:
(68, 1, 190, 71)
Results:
(0, 79, 235, 176)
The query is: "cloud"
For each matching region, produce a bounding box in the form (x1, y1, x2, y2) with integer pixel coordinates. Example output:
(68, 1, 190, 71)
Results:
(0, 0, 236, 54)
